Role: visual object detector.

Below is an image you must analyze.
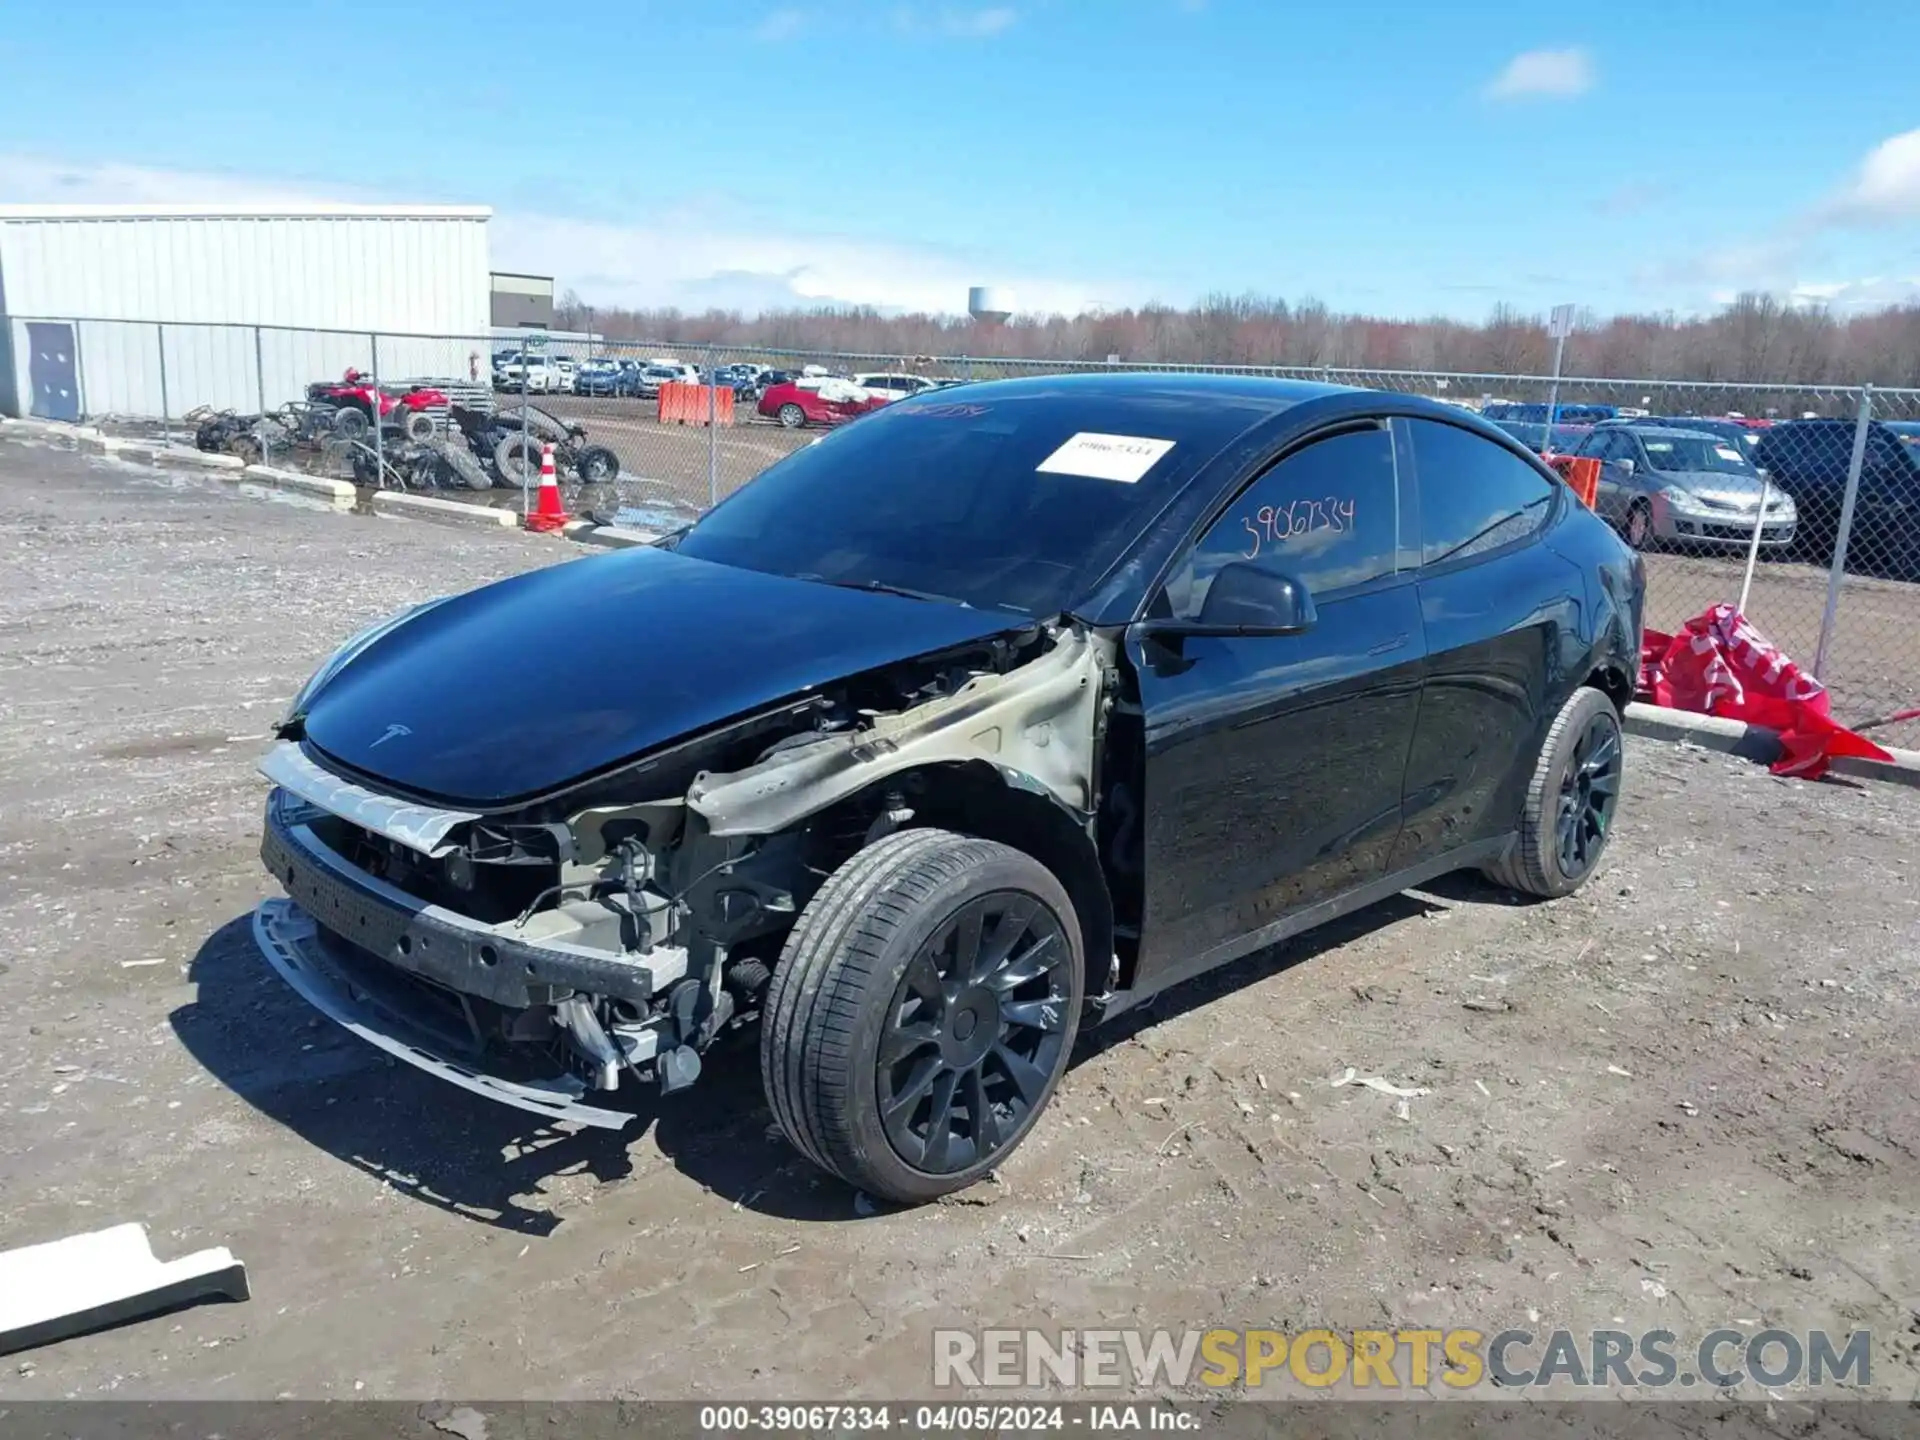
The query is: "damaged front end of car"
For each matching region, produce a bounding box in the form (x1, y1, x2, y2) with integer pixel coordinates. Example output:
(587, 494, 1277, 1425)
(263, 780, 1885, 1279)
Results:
(254, 621, 1114, 1128)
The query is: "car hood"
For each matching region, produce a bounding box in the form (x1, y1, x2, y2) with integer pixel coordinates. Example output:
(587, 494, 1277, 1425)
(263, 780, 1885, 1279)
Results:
(1658, 470, 1788, 507)
(299, 547, 1024, 808)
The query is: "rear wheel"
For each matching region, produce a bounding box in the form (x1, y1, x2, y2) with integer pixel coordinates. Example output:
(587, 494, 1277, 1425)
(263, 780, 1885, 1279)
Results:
(762, 829, 1083, 1205)
(1482, 686, 1623, 899)
(574, 444, 620, 484)
(330, 406, 370, 441)
(777, 403, 807, 429)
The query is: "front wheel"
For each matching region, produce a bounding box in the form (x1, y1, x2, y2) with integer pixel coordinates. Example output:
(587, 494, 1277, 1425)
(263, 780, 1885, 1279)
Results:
(1624, 499, 1655, 551)
(762, 829, 1084, 1205)
(777, 403, 807, 429)
(1482, 685, 1623, 899)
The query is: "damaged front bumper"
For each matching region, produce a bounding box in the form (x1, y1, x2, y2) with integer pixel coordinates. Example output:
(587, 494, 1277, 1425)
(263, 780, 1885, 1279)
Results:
(252, 782, 685, 1127)
(252, 898, 634, 1129)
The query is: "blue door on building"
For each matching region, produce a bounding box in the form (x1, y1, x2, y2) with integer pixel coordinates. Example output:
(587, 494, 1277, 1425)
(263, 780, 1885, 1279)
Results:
(27, 322, 80, 422)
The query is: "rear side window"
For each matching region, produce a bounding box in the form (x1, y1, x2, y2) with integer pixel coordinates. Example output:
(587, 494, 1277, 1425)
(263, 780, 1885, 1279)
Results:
(1406, 419, 1557, 568)
(1163, 425, 1399, 617)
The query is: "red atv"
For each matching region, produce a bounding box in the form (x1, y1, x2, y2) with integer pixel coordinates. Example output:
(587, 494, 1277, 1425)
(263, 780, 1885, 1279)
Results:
(307, 369, 450, 442)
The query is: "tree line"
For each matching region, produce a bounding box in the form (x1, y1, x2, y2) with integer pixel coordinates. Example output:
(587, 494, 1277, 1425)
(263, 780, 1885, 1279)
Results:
(555, 290, 1920, 394)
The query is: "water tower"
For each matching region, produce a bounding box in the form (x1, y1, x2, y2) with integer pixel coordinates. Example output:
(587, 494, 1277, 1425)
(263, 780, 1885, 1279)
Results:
(968, 286, 1011, 324)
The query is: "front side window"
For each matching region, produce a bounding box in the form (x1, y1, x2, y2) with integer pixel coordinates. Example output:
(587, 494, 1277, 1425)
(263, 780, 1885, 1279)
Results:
(1406, 419, 1557, 568)
(1162, 425, 1400, 620)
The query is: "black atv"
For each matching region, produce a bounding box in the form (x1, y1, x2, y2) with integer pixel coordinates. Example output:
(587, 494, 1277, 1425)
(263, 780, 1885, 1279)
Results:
(450, 403, 620, 487)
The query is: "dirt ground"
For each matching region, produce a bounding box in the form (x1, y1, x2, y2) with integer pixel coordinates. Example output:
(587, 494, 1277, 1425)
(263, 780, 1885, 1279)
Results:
(2, 442, 1919, 1402)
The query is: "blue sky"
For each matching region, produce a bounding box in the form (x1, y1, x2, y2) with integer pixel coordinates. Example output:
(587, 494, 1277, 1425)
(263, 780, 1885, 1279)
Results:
(4, 0, 1919, 319)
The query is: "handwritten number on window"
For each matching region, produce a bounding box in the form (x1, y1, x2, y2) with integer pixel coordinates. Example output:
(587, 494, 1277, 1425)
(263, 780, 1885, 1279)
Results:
(1240, 497, 1357, 559)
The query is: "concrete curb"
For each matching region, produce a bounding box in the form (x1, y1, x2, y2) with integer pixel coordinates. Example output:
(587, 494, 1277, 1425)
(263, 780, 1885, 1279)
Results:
(370, 490, 519, 529)
(236, 464, 356, 511)
(564, 522, 661, 550)
(155, 445, 245, 471)
(1623, 701, 1920, 791)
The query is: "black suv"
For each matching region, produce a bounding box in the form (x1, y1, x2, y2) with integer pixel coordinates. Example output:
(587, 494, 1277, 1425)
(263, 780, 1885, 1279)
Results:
(1752, 419, 1920, 574)
(253, 375, 1645, 1203)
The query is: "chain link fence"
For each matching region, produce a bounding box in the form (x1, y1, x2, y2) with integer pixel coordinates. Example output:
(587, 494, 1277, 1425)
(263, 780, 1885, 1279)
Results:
(7, 314, 1918, 746)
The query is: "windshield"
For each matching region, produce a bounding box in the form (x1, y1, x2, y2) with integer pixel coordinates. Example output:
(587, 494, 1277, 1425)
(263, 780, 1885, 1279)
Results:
(1641, 434, 1757, 475)
(669, 384, 1290, 615)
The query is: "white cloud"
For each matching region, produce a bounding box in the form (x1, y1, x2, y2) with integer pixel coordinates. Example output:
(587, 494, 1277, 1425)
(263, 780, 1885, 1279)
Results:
(890, 5, 1017, 38)
(1484, 47, 1595, 101)
(752, 8, 805, 41)
(1825, 126, 1920, 223)
(0, 153, 1112, 318)
(942, 6, 1016, 36)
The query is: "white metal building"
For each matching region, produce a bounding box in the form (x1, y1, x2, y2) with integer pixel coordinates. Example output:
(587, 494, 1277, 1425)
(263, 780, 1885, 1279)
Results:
(0, 203, 492, 421)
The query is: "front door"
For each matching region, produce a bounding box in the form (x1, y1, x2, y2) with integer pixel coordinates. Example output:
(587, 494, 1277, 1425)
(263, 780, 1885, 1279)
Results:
(27, 323, 80, 423)
(1131, 421, 1426, 988)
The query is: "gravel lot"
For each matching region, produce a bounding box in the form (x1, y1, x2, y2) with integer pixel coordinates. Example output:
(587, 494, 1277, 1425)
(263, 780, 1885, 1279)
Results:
(3, 441, 1918, 1402)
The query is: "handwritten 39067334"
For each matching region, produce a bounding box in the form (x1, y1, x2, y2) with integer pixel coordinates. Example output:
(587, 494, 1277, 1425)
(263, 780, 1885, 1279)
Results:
(1240, 497, 1357, 558)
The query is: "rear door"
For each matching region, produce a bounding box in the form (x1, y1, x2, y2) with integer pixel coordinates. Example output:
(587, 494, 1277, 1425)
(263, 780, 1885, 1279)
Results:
(1391, 418, 1579, 868)
(1131, 420, 1427, 984)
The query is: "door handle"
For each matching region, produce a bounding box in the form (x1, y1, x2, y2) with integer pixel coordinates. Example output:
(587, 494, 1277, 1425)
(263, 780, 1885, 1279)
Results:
(1367, 632, 1410, 657)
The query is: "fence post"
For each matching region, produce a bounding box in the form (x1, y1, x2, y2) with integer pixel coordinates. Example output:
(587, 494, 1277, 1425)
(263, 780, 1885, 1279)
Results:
(1812, 384, 1872, 681)
(254, 325, 266, 416)
(707, 345, 719, 508)
(156, 323, 170, 446)
(370, 333, 383, 489)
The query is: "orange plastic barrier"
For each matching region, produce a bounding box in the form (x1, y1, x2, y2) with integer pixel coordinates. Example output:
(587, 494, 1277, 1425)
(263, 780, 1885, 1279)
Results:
(656, 383, 735, 427)
(1543, 453, 1601, 509)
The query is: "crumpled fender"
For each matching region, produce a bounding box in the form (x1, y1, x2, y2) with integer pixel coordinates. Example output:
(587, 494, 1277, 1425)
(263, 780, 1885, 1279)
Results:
(687, 627, 1106, 838)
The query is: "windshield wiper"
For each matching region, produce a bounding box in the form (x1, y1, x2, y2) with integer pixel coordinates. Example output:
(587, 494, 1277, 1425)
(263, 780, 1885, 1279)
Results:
(795, 573, 968, 607)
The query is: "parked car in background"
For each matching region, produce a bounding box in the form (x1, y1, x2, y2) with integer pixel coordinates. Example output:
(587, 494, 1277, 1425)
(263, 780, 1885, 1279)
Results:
(852, 373, 942, 402)
(1573, 424, 1796, 552)
(1490, 419, 1593, 456)
(493, 355, 566, 394)
(757, 375, 889, 428)
(575, 360, 633, 397)
(634, 363, 700, 400)
(252, 373, 1641, 1203)
(1886, 420, 1920, 450)
(1753, 419, 1920, 574)
(1618, 417, 1767, 461)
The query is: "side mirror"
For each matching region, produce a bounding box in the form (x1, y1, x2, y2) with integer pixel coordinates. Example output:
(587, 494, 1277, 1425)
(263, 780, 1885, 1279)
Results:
(1145, 564, 1318, 638)
(1617, 458, 1636, 475)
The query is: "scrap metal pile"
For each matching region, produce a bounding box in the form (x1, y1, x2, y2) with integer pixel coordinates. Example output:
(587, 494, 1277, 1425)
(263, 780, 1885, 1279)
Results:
(188, 370, 620, 495)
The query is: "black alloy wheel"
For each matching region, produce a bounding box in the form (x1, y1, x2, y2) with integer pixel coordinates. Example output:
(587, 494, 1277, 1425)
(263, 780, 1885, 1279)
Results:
(1555, 709, 1621, 880)
(876, 891, 1074, 1176)
(762, 829, 1085, 1204)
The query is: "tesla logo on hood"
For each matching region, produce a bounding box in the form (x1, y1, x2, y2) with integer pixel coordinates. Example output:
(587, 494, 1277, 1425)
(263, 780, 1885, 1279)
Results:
(371, 723, 413, 748)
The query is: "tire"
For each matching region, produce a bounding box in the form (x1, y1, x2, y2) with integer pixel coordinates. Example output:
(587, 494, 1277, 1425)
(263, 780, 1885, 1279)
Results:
(401, 409, 437, 443)
(432, 439, 492, 490)
(574, 444, 619, 484)
(330, 406, 370, 440)
(762, 829, 1084, 1205)
(777, 403, 807, 429)
(492, 431, 541, 486)
(1624, 499, 1654, 551)
(1481, 686, 1623, 899)
(492, 406, 570, 444)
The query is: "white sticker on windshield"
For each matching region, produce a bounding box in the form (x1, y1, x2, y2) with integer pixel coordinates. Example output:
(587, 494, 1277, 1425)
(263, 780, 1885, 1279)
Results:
(1037, 432, 1176, 484)
(1715, 446, 1743, 463)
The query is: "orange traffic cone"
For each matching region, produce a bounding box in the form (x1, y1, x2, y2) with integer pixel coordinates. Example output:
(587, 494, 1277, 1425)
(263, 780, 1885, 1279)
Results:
(526, 442, 570, 532)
